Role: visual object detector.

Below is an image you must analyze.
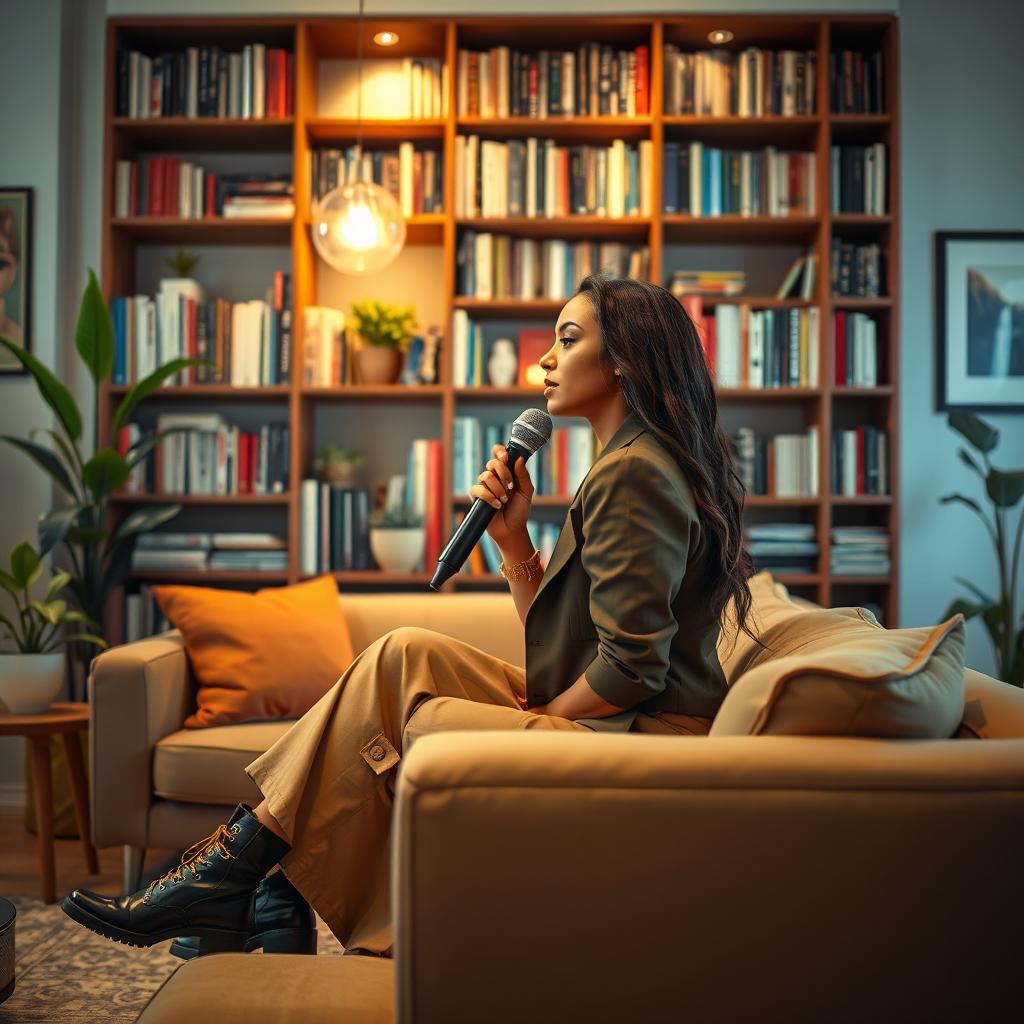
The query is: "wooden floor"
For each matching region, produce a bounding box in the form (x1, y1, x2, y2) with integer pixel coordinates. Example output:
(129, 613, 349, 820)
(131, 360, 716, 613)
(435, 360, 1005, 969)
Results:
(0, 809, 174, 901)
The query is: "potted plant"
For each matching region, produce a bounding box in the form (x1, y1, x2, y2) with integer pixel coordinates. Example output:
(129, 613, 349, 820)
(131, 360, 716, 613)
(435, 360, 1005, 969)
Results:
(0, 268, 205, 692)
(314, 442, 365, 487)
(349, 299, 416, 385)
(939, 411, 1024, 685)
(368, 506, 425, 574)
(163, 248, 200, 284)
(0, 541, 106, 713)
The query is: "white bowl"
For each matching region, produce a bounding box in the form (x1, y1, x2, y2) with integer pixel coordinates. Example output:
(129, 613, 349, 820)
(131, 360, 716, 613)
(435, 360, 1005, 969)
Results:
(0, 653, 65, 714)
(370, 527, 426, 574)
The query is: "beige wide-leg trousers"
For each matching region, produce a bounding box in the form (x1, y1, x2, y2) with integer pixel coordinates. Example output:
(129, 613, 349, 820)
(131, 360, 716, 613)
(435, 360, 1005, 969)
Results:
(244, 625, 711, 954)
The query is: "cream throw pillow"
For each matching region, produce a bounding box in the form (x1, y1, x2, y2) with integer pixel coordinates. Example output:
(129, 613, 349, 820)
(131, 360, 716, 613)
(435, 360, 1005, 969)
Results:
(710, 610, 967, 738)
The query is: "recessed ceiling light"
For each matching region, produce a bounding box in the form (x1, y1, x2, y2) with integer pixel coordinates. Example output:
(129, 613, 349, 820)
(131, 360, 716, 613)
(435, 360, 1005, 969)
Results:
(374, 31, 399, 46)
(707, 29, 735, 44)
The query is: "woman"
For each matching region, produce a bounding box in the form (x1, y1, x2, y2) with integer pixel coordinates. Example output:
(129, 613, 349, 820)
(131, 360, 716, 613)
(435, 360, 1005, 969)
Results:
(63, 273, 762, 958)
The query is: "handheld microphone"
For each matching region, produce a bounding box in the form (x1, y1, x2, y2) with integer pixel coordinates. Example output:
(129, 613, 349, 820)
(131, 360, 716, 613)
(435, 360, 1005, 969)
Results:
(429, 408, 553, 591)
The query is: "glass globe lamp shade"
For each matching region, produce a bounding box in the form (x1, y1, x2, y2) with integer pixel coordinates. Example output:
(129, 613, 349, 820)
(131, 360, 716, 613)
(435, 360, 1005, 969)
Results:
(312, 180, 406, 275)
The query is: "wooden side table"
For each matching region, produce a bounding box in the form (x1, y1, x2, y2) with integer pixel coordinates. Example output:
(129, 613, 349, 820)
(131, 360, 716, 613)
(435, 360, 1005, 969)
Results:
(0, 702, 98, 903)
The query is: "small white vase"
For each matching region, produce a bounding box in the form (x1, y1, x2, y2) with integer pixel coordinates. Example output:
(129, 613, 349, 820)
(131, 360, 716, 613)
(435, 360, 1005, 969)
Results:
(370, 528, 426, 574)
(488, 338, 518, 386)
(0, 653, 65, 714)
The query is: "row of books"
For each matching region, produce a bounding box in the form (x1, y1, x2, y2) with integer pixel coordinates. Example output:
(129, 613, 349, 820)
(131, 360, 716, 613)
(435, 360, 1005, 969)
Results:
(731, 425, 820, 497)
(829, 50, 885, 115)
(694, 304, 821, 390)
(459, 515, 563, 578)
(744, 522, 818, 575)
(451, 317, 544, 389)
(663, 47, 816, 117)
(455, 136, 652, 219)
(300, 307, 442, 388)
(831, 427, 889, 496)
(129, 532, 288, 573)
(452, 418, 598, 501)
(114, 162, 294, 220)
(117, 45, 292, 119)
(833, 312, 880, 387)
(456, 231, 649, 300)
(663, 143, 815, 217)
(310, 145, 443, 215)
(111, 272, 292, 387)
(299, 484, 374, 573)
(117, 417, 290, 497)
(830, 144, 887, 215)
(830, 525, 890, 575)
(382, 57, 446, 120)
(830, 239, 884, 298)
(456, 44, 650, 119)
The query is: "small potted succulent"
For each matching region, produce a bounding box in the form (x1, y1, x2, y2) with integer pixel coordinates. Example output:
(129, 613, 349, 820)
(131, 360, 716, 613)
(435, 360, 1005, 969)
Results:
(368, 506, 425, 574)
(0, 541, 106, 713)
(349, 299, 416, 386)
(314, 442, 365, 487)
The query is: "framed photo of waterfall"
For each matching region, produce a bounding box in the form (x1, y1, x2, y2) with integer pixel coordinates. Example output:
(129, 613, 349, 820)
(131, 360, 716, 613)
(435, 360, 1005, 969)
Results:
(936, 230, 1024, 412)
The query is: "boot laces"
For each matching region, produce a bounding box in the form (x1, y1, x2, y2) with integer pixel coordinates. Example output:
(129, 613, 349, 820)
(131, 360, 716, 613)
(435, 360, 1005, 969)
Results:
(143, 822, 241, 901)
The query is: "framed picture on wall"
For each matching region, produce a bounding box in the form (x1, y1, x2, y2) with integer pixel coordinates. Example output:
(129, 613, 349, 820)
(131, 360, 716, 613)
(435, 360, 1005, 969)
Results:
(936, 230, 1024, 412)
(0, 187, 32, 373)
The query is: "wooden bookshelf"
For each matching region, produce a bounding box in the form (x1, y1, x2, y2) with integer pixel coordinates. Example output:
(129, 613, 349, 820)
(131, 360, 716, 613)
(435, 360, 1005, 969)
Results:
(100, 12, 901, 638)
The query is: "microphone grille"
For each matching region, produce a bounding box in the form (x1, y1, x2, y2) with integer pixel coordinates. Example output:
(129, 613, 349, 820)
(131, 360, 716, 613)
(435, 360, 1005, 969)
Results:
(511, 409, 553, 454)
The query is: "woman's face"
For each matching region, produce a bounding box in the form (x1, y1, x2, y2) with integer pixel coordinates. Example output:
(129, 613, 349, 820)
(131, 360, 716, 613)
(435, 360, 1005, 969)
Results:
(0, 235, 17, 298)
(538, 293, 618, 418)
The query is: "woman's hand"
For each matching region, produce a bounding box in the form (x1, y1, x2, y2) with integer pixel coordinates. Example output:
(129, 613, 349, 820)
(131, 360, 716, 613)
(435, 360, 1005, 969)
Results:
(468, 443, 535, 547)
(515, 692, 548, 715)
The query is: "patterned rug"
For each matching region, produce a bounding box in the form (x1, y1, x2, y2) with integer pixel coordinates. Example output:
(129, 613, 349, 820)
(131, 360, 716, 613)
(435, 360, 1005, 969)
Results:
(0, 896, 343, 1023)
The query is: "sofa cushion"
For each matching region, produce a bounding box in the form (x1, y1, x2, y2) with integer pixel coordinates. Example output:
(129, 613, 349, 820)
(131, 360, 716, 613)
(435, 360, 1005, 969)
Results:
(153, 721, 295, 804)
(710, 611, 967, 738)
(153, 575, 354, 728)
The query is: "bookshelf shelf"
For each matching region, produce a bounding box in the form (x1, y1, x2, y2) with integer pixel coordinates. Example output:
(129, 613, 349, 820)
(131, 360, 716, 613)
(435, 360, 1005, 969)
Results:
(108, 386, 291, 400)
(662, 214, 820, 244)
(111, 493, 290, 505)
(101, 11, 901, 630)
(128, 570, 289, 583)
(112, 216, 293, 244)
(113, 116, 294, 151)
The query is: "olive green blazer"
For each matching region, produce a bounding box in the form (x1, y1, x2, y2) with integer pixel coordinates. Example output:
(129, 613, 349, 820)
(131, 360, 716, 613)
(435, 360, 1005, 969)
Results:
(523, 410, 728, 732)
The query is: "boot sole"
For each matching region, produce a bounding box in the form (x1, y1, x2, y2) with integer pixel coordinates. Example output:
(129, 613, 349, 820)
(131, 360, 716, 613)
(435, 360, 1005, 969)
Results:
(169, 927, 318, 961)
(61, 896, 247, 953)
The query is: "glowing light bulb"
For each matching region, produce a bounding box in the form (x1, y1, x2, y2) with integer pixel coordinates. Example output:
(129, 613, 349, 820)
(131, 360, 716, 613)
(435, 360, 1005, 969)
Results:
(312, 179, 406, 275)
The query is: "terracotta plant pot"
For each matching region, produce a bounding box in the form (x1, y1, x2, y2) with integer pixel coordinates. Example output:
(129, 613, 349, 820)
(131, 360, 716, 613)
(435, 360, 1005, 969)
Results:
(356, 346, 403, 385)
(324, 460, 359, 487)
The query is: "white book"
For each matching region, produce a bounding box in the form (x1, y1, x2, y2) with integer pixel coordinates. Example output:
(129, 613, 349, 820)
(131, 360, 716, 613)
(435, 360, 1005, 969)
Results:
(412, 439, 429, 519)
(440, 60, 449, 118)
(241, 45, 253, 119)
(456, 50, 469, 117)
(520, 238, 536, 299)
(497, 47, 510, 118)
(715, 304, 741, 387)
(230, 303, 248, 386)
(398, 141, 414, 219)
(689, 141, 703, 216)
(478, 52, 490, 119)
(453, 135, 466, 218)
(300, 479, 319, 575)
(466, 134, 479, 217)
(452, 308, 469, 386)
(639, 139, 653, 217)
(807, 424, 818, 495)
(547, 239, 567, 299)
(474, 232, 493, 300)
(525, 137, 538, 218)
(140, 56, 153, 119)
(412, 60, 423, 119)
(562, 51, 574, 116)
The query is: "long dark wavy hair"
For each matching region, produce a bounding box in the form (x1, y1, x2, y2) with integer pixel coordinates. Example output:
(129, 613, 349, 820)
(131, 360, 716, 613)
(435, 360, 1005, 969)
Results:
(575, 273, 765, 654)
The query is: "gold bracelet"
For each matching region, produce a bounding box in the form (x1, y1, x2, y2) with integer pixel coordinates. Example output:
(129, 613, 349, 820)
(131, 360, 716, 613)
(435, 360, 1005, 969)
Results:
(499, 548, 543, 583)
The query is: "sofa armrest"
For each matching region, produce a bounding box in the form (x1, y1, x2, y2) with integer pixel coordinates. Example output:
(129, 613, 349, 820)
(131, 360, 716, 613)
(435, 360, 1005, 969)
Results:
(393, 730, 1024, 1023)
(88, 630, 194, 848)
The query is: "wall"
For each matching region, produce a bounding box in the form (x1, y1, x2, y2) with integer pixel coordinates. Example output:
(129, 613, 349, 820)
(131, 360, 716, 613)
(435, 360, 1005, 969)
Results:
(2, 0, 1022, 800)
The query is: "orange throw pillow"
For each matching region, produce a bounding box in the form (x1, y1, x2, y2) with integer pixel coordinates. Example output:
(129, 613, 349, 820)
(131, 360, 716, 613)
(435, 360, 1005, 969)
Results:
(152, 575, 355, 729)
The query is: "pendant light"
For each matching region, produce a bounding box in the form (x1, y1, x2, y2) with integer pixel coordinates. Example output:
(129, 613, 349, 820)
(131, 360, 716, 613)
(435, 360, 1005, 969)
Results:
(311, 0, 406, 275)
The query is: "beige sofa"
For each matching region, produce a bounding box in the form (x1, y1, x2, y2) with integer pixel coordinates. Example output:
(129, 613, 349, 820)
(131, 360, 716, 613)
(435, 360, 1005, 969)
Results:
(91, 585, 1024, 1022)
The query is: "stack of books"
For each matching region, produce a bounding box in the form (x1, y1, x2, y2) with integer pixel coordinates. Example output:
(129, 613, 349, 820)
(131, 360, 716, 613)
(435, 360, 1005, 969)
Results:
(744, 522, 819, 574)
(207, 533, 287, 572)
(130, 532, 287, 574)
(830, 526, 891, 576)
(131, 533, 211, 572)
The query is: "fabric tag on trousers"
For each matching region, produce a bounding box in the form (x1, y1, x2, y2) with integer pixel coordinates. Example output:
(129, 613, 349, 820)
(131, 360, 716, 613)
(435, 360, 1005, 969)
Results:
(360, 732, 400, 775)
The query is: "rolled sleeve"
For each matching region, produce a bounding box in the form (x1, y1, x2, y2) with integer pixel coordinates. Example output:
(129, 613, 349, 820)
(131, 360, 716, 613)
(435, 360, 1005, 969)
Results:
(580, 449, 694, 711)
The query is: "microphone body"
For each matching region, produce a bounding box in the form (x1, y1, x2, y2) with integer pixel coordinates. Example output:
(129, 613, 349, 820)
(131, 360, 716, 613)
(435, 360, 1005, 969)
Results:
(429, 437, 536, 591)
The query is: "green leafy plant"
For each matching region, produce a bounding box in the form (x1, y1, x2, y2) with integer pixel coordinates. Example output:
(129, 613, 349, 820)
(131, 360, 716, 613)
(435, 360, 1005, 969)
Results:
(349, 299, 416, 350)
(369, 507, 424, 529)
(314, 441, 364, 472)
(0, 268, 205, 650)
(0, 541, 106, 654)
(165, 249, 200, 277)
(939, 411, 1024, 686)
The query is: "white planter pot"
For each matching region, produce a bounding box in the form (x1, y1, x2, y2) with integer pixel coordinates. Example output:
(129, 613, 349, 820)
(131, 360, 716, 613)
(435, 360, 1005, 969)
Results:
(0, 653, 65, 714)
(370, 527, 426, 574)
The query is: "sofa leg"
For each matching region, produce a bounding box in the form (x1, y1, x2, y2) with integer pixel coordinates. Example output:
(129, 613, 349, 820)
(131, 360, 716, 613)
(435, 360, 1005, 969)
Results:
(123, 845, 145, 893)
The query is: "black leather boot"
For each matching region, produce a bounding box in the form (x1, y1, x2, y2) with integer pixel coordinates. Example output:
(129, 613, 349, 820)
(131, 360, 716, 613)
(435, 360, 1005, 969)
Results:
(61, 804, 289, 953)
(168, 868, 316, 960)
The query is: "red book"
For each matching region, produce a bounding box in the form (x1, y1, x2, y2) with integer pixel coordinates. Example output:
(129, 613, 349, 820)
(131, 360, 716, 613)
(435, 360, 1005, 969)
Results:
(273, 270, 284, 310)
(205, 173, 216, 218)
(528, 57, 538, 115)
(265, 51, 278, 118)
(634, 45, 649, 115)
(117, 425, 131, 459)
(284, 52, 293, 115)
(238, 434, 251, 494)
(834, 311, 847, 385)
(424, 439, 443, 569)
(150, 156, 165, 217)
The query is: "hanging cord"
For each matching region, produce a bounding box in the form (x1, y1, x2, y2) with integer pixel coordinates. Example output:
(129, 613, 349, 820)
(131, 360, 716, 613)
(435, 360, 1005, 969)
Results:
(354, 0, 365, 181)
